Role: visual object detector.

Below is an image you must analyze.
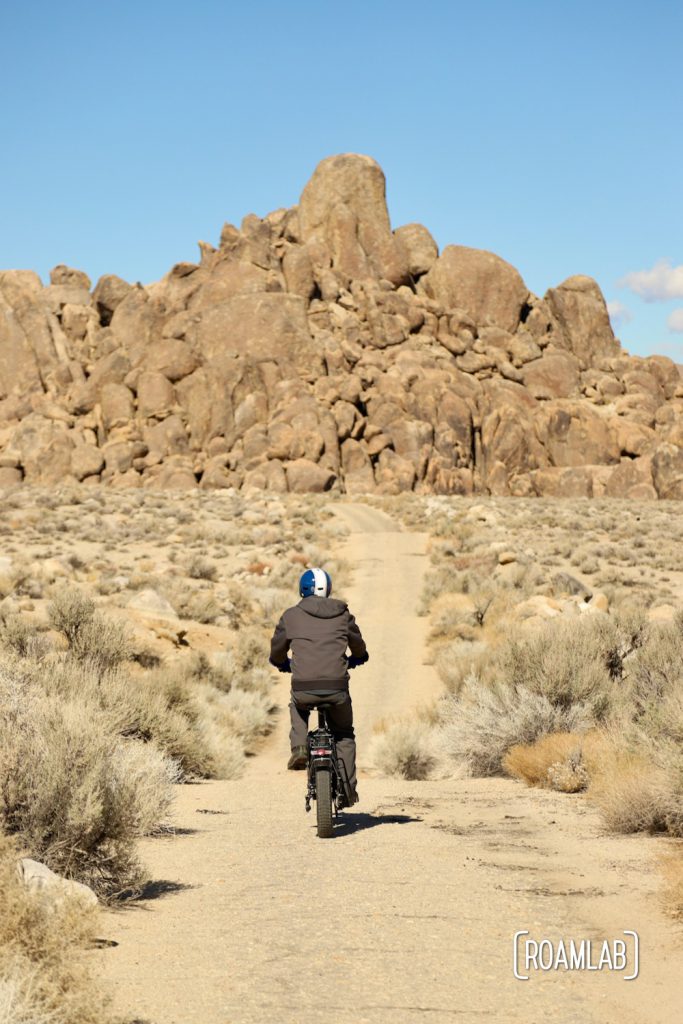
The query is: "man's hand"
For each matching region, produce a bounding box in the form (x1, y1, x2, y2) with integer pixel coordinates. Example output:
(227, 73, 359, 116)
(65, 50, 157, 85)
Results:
(347, 652, 369, 670)
(269, 656, 292, 673)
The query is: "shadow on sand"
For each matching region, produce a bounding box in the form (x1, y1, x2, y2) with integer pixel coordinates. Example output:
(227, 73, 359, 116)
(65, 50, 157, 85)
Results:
(332, 812, 422, 836)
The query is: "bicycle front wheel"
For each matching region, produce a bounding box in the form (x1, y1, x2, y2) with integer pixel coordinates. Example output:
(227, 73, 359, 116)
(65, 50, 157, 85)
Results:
(315, 768, 334, 838)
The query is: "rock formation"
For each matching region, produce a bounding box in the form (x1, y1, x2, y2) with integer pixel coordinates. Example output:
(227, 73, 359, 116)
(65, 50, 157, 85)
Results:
(1, 153, 681, 497)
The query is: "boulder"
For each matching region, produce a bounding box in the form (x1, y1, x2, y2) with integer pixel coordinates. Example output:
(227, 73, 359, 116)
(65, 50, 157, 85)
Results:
(100, 383, 135, 431)
(142, 338, 199, 381)
(521, 350, 580, 399)
(152, 459, 198, 490)
(110, 285, 160, 363)
(191, 293, 323, 377)
(375, 447, 416, 492)
(530, 466, 595, 498)
(191, 260, 269, 309)
(545, 275, 620, 369)
(422, 245, 529, 333)
(340, 438, 375, 493)
(652, 443, 683, 499)
(242, 459, 288, 492)
(3, 415, 74, 485)
(282, 246, 316, 300)
(17, 858, 97, 908)
(137, 371, 175, 419)
(604, 457, 656, 499)
(92, 273, 132, 323)
(49, 265, 92, 290)
(143, 415, 189, 458)
(128, 589, 178, 618)
(0, 272, 60, 396)
(536, 401, 620, 467)
(515, 595, 563, 620)
(285, 458, 336, 493)
(613, 418, 656, 457)
(71, 444, 104, 481)
(479, 380, 546, 482)
(298, 154, 408, 285)
(394, 223, 438, 277)
(0, 467, 22, 486)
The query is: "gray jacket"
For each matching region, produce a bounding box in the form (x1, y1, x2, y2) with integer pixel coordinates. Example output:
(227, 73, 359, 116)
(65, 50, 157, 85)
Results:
(270, 596, 367, 692)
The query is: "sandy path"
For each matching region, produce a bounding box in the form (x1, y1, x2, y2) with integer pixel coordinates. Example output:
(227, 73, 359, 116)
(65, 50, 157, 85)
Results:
(95, 504, 680, 1024)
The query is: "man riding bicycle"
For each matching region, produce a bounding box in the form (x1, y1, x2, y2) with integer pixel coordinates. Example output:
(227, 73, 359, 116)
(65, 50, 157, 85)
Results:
(269, 567, 368, 805)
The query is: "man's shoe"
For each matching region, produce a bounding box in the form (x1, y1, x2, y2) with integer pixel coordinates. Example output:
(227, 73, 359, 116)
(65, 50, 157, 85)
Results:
(287, 745, 307, 770)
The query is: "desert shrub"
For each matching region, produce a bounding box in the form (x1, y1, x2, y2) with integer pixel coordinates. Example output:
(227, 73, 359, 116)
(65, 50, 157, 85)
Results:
(223, 582, 253, 628)
(503, 731, 595, 792)
(660, 851, 683, 920)
(197, 685, 273, 748)
(439, 679, 595, 777)
(255, 587, 286, 623)
(176, 651, 235, 693)
(74, 664, 216, 780)
(371, 720, 438, 780)
(0, 833, 110, 1024)
(233, 628, 267, 673)
(434, 641, 492, 695)
(184, 555, 218, 581)
(174, 589, 221, 624)
(0, 615, 50, 661)
(418, 565, 489, 615)
(47, 586, 95, 645)
(588, 751, 677, 835)
(624, 621, 683, 729)
(501, 614, 645, 719)
(0, 659, 175, 895)
(48, 587, 131, 672)
(428, 596, 477, 641)
(241, 665, 276, 696)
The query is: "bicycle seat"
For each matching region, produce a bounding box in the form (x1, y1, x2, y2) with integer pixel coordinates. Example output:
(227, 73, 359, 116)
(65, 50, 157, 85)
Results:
(314, 701, 334, 710)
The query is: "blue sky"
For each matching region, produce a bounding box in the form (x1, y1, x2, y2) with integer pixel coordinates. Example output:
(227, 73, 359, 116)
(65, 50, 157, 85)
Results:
(2, 0, 682, 359)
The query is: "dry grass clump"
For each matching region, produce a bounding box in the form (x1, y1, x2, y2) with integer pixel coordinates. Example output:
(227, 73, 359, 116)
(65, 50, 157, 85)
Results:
(0, 833, 110, 1024)
(0, 656, 176, 896)
(184, 555, 218, 581)
(587, 744, 680, 835)
(370, 719, 439, 780)
(503, 731, 604, 793)
(659, 850, 683, 920)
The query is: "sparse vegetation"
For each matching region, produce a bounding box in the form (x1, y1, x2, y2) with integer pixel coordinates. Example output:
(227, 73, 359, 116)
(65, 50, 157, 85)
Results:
(0, 833, 110, 1024)
(373, 492, 683, 916)
(371, 719, 439, 780)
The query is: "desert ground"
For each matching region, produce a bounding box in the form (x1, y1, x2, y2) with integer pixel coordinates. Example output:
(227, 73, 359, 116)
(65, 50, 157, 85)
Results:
(0, 490, 681, 1024)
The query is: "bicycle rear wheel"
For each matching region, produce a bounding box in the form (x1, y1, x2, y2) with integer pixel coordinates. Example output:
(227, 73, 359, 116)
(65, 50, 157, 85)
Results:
(315, 768, 334, 838)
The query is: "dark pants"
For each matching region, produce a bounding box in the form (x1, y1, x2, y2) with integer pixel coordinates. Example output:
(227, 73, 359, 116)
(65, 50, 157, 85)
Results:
(289, 689, 357, 792)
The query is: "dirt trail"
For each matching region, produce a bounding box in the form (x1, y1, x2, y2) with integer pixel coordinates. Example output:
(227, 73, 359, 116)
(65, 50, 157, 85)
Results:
(95, 504, 680, 1024)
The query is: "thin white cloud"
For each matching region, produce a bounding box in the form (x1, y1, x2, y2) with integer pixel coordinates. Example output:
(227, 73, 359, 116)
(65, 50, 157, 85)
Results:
(618, 259, 683, 302)
(666, 308, 683, 333)
(606, 299, 633, 328)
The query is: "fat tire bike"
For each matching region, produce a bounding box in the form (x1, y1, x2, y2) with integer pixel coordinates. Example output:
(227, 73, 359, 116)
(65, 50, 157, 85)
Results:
(305, 702, 355, 838)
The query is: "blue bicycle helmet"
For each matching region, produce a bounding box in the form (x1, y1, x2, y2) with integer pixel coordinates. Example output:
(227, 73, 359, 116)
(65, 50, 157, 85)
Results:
(299, 567, 332, 598)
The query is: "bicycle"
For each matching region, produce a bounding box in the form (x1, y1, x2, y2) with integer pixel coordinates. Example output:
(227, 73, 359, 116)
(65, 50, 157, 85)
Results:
(305, 701, 355, 838)
(272, 654, 366, 838)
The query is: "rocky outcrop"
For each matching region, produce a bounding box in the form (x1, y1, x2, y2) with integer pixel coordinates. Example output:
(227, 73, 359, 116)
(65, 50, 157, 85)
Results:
(1, 154, 681, 498)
